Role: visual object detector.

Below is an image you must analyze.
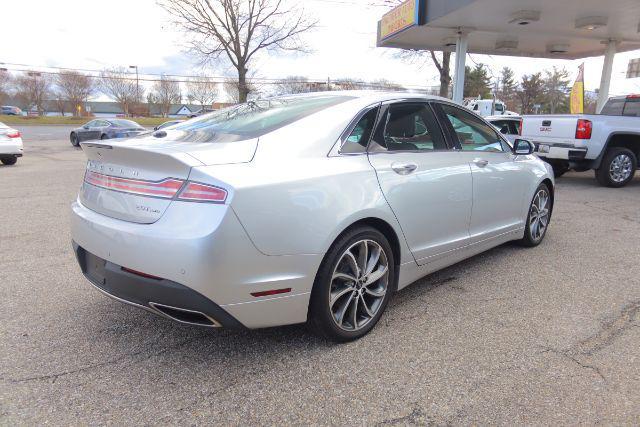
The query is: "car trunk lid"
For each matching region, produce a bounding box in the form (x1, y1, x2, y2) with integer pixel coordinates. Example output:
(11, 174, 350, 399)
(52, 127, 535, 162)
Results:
(79, 134, 257, 223)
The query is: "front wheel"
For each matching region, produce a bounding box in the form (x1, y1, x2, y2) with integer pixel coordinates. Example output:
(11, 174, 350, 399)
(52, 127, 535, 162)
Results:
(595, 147, 637, 188)
(518, 183, 552, 247)
(308, 226, 395, 342)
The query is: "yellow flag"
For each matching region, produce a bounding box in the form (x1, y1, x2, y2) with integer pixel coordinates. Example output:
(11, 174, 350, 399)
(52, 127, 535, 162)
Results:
(570, 63, 585, 114)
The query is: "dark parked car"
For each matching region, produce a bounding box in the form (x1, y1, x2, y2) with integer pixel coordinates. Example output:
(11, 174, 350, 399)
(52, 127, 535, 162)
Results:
(1, 106, 22, 116)
(70, 119, 146, 146)
(153, 119, 184, 131)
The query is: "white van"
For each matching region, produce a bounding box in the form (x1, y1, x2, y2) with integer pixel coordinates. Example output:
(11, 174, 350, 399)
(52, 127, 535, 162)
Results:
(464, 99, 509, 117)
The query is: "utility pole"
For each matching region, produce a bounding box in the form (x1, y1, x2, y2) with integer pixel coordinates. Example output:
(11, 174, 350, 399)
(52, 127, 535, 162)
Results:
(129, 65, 139, 115)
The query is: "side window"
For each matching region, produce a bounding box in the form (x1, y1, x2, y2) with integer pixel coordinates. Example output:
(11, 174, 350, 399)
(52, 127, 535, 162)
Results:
(340, 107, 378, 153)
(85, 120, 97, 128)
(373, 103, 446, 152)
(623, 99, 640, 117)
(441, 104, 507, 153)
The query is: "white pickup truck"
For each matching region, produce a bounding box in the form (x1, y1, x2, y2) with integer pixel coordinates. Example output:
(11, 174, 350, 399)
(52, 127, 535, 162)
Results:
(521, 95, 640, 187)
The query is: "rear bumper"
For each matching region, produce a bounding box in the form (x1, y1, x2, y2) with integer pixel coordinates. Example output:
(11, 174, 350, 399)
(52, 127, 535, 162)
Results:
(0, 141, 23, 156)
(535, 143, 588, 161)
(70, 198, 322, 329)
(74, 243, 245, 328)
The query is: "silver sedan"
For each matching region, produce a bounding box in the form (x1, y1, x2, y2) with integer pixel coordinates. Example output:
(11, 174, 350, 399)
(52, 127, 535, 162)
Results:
(71, 92, 554, 342)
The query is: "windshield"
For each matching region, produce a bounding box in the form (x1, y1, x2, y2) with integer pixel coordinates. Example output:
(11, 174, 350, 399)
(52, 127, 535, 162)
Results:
(110, 119, 142, 128)
(174, 95, 354, 140)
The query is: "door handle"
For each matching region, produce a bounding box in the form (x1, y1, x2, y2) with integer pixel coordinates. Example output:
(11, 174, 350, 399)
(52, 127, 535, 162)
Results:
(391, 162, 418, 175)
(473, 158, 489, 168)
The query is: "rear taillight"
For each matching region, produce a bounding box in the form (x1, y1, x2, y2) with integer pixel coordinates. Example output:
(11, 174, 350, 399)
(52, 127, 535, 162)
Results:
(177, 182, 227, 203)
(85, 170, 183, 198)
(84, 170, 227, 203)
(575, 119, 592, 139)
(7, 130, 20, 138)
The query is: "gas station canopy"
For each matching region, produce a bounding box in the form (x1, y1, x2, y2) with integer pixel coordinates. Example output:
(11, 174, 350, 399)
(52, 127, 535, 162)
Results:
(377, 0, 640, 110)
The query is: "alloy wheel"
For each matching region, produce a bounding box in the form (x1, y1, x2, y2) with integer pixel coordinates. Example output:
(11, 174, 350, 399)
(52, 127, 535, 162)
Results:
(329, 239, 389, 331)
(529, 188, 550, 242)
(609, 154, 633, 183)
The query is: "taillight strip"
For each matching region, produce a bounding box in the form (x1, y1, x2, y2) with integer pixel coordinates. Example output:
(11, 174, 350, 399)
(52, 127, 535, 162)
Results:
(84, 170, 184, 199)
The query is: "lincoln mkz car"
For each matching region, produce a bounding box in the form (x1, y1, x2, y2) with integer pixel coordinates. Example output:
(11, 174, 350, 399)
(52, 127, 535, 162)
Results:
(70, 119, 146, 146)
(71, 92, 554, 341)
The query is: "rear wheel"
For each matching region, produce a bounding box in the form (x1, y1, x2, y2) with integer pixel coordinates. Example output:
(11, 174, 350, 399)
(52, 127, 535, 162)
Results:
(309, 226, 395, 342)
(100, 134, 108, 140)
(595, 147, 637, 188)
(70, 133, 79, 147)
(518, 183, 551, 247)
(1, 156, 17, 166)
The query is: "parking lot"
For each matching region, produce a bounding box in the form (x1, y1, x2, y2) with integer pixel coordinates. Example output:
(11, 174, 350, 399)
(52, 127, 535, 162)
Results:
(1, 126, 639, 424)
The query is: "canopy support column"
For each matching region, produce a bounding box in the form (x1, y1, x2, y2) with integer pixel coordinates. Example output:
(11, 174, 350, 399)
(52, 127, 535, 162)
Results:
(452, 30, 468, 104)
(596, 40, 617, 113)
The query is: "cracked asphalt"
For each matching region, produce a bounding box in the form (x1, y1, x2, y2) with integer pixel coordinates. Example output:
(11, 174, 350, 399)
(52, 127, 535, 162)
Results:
(1, 126, 639, 424)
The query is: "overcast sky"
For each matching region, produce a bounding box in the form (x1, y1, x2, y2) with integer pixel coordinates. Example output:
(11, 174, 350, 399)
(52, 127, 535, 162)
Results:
(3, 0, 640, 100)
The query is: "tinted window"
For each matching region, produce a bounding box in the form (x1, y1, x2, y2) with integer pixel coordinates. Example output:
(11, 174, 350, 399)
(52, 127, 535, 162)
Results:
(600, 98, 624, 116)
(441, 104, 506, 152)
(623, 99, 640, 117)
(341, 108, 378, 154)
(372, 103, 446, 152)
(110, 119, 141, 128)
(174, 95, 353, 140)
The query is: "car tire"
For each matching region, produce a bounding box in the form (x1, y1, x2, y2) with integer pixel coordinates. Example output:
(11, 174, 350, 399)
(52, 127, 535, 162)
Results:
(552, 163, 569, 178)
(595, 147, 637, 188)
(70, 133, 79, 147)
(1, 156, 17, 166)
(517, 182, 552, 247)
(100, 134, 108, 140)
(308, 226, 395, 342)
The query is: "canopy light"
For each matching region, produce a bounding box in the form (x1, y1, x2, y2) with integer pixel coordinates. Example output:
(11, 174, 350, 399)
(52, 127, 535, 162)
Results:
(547, 43, 570, 54)
(508, 10, 541, 26)
(495, 39, 519, 52)
(575, 16, 608, 31)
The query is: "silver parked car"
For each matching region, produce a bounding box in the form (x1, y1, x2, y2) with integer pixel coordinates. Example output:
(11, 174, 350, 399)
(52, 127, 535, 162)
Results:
(71, 92, 554, 341)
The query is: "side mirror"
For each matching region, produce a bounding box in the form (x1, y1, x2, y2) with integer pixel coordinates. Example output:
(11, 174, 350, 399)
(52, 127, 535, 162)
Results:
(514, 139, 535, 155)
(153, 126, 159, 131)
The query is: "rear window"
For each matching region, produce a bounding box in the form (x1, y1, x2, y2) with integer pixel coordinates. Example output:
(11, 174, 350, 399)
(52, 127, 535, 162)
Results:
(174, 95, 354, 140)
(600, 98, 625, 116)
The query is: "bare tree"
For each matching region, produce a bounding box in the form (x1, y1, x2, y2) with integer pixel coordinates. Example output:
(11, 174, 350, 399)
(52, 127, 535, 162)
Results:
(274, 75, 310, 95)
(100, 68, 140, 116)
(186, 75, 219, 109)
(224, 77, 258, 103)
(333, 78, 366, 91)
(15, 71, 52, 115)
(151, 75, 182, 117)
(159, 0, 316, 103)
(0, 71, 12, 105)
(55, 71, 94, 116)
(368, 78, 405, 91)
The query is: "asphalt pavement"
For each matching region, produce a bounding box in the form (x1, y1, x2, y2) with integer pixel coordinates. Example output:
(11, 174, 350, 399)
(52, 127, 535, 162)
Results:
(1, 126, 639, 424)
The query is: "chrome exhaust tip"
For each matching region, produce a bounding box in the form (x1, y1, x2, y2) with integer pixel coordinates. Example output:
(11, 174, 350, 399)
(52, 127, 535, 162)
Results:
(148, 302, 221, 327)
